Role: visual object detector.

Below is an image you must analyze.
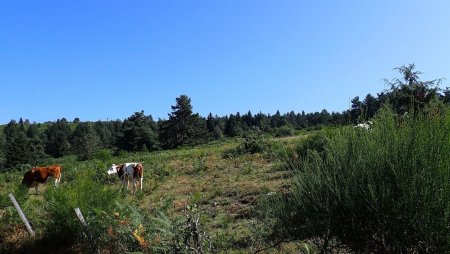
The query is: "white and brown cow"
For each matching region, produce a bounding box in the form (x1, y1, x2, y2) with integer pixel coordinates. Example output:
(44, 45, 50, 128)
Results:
(107, 163, 143, 193)
(21, 165, 62, 194)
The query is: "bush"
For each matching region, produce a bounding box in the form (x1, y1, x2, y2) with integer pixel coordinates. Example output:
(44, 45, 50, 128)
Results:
(44, 170, 119, 249)
(92, 149, 113, 162)
(223, 136, 269, 158)
(295, 132, 329, 159)
(150, 205, 212, 253)
(274, 126, 294, 137)
(261, 105, 450, 253)
(43, 169, 155, 253)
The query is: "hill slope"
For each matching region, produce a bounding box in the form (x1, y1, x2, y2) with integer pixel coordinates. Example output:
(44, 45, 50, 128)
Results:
(0, 135, 308, 253)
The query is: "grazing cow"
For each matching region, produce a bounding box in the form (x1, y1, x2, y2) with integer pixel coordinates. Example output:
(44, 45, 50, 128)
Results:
(354, 121, 373, 131)
(21, 165, 62, 194)
(107, 163, 144, 193)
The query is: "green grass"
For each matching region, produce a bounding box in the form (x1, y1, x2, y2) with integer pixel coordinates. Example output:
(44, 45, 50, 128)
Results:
(0, 136, 306, 253)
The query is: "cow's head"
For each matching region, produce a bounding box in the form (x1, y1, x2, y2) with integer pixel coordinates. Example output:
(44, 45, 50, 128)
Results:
(22, 169, 35, 187)
(107, 164, 118, 175)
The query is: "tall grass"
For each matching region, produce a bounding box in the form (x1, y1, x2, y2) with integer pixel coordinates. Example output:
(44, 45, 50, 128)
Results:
(261, 105, 450, 253)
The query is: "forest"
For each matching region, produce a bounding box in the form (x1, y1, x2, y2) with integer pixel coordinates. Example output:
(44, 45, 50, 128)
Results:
(1, 64, 448, 170)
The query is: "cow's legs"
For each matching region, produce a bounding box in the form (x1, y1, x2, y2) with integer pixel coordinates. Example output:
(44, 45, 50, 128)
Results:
(132, 178, 137, 194)
(121, 178, 127, 190)
(34, 184, 39, 194)
(54, 174, 61, 187)
(140, 178, 143, 191)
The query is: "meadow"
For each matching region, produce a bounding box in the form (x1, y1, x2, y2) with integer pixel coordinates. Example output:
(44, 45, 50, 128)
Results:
(0, 133, 309, 253)
(1, 104, 449, 254)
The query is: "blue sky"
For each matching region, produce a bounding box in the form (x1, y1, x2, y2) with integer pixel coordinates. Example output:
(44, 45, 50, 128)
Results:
(1, 1, 449, 124)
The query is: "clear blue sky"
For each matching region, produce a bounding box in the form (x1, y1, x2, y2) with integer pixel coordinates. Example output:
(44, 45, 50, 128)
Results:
(1, 1, 449, 124)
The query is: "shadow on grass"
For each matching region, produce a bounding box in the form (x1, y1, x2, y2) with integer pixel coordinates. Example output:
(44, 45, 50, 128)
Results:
(5, 232, 79, 254)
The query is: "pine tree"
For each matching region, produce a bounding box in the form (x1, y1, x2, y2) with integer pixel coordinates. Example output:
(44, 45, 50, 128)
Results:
(44, 118, 72, 157)
(71, 122, 100, 160)
(26, 124, 46, 165)
(94, 120, 114, 148)
(362, 93, 379, 120)
(224, 114, 242, 137)
(0, 130, 5, 168)
(206, 113, 215, 133)
(319, 109, 331, 125)
(242, 110, 255, 130)
(254, 112, 270, 132)
(384, 64, 442, 115)
(119, 111, 157, 151)
(158, 95, 208, 148)
(4, 120, 29, 167)
(349, 96, 363, 124)
(271, 110, 283, 128)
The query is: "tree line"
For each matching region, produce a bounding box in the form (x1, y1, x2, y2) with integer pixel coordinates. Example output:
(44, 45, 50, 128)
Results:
(0, 64, 448, 169)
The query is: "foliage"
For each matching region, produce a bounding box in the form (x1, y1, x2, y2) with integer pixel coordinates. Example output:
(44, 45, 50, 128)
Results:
(0, 130, 5, 168)
(150, 205, 212, 253)
(2, 69, 448, 170)
(274, 126, 294, 137)
(260, 104, 450, 253)
(223, 135, 270, 158)
(4, 120, 29, 167)
(384, 63, 442, 115)
(43, 168, 157, 253)
(224, 114, 242, 137)
(158, 95, 209, 149)
(93, 120, 118, 149)
(3, 120, 46, 167)
(295, 132, 329, 159)
(44, 170, 118, 236)
(71, 122, 101, 160)
(92, 149, 113, 162)
(25, 124, 46, 165)
(118, 111, 158, 152)
(44, 118, 72, 158)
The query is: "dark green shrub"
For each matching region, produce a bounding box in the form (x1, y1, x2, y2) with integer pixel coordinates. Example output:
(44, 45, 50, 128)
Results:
(261, 105, 450, 253)
(92, 149, 113, 162)
(223, 136, 269, 158)
(274, 126, 294, 137)
(295, 132, 328, 159)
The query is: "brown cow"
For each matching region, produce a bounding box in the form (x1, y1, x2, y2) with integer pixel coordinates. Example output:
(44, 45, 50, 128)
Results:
(22, 165, 62, 194)
(107, 163, 143, 193)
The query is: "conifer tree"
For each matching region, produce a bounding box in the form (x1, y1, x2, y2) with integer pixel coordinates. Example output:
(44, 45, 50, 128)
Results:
(119, 111, 157, 151)
(242, 110, 255, 130)
(4, 120, 29, 167)
(224, 113, 245, 137)
(206, 112, 215, 133)
(384, 64, 442, 115)
(71, 122, 101, 160)
(26, 124, 46, 165)
(44, 118, 72, 157)
(159, 95, 208, 148)
(0, 130, 5, 168)
(94, 120, 114, 148)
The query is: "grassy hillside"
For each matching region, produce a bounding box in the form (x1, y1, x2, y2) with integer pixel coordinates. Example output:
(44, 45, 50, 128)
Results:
(0, 134, 310, 253)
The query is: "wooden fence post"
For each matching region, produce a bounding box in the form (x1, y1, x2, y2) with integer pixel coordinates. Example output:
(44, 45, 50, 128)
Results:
(74, 208, 88, 227)
(74, 207, 99, 254)
(8, 193, 35, 237)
